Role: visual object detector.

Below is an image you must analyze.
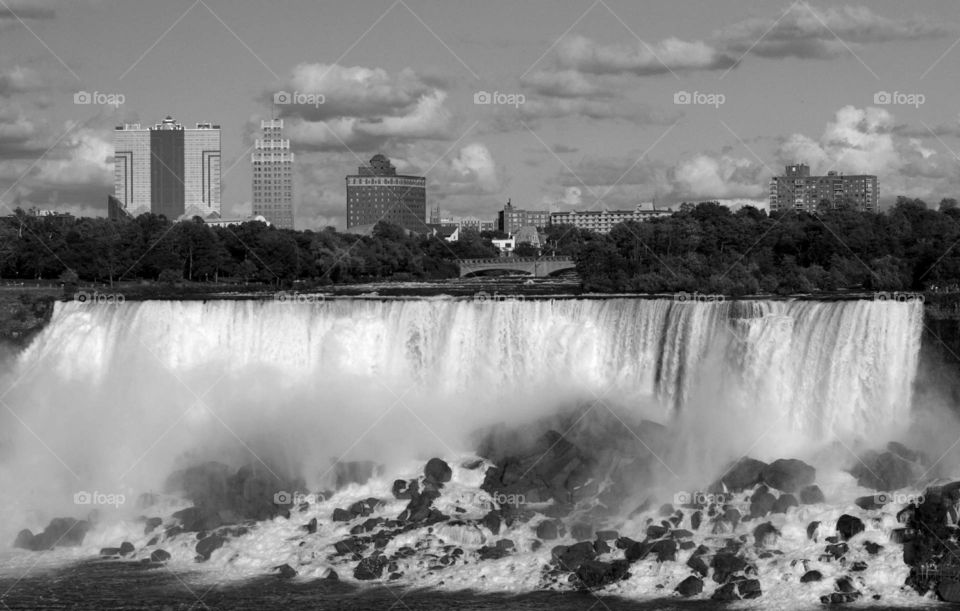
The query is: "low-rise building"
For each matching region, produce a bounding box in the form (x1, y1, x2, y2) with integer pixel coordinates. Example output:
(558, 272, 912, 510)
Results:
(549, 205, 671, 234)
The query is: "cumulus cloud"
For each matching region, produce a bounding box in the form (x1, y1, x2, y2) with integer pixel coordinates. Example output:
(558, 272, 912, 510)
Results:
(272, 63, 452, 152)
(672, 154, 766, 200)
(0, 66, 43, 97)
(554, 34, 736, 76)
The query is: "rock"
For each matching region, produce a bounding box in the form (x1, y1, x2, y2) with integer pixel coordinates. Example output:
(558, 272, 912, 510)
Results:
(424, 458, 452, 485)
(172, 506, 221, 533)
(887, 441, 925, 464)
(824, 542, 848, 560)
(749, 488, 776, 518)
(864, 541, 883, 555)
(100, 547, 121, 557)
(807, 521, 821, 541)
(595, 529, 618, 541)
(13, 529, 34, 550)
(849, 450, 915, 491)
(799, 485, 825, 504)
(478, 546, 509, 561)
(753, 522, 780, 548)
(850, 560, 868, 571)
(143, 517, 163, 535)
(26, 518, 90, 550)
(711, 552, 747, 584)
(836, 515, 865, 541)
(150, 549, 171, 562)
(671, 529, 693, 540)
(761, 459, 815, 493)
(481, 510, 501, 535)
(536, 519, 562, 541)
(719, 457, 768, 492)
(571, 523, 593, 541)
(624, 540, 652, 563)
(332, 508, 352, 522)
(323, 568, 338, 581)
(275, 563, 297, 579)
(801, 570, 822, 583)
(649, 539, 678, 562)
(575, 559, 630, 589)
(687, 554, 709, 577)
(646, 524, 668, 539)
(593, 539, 611, 554)
(691, 511, 702, 530)
(711, 582, 739, 602)
(303, 517, 317, 534)
(495, 538, 515, 551)
(771, 494, 798, 514)
(675, 575, 703, 597)
(195, 534, 225, 561)
(554, 541, 596, 571)
(391, 479, 418, 500)
(855, 495, 884, 511)
(821, 592, 861, 604)
(738, 579, 762, 599)
(354, 555, 388, 580)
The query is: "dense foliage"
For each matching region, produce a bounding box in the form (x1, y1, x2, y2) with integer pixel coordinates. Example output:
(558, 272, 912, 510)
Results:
(2, 196, 959, 295)
(569, 198, 960, 295)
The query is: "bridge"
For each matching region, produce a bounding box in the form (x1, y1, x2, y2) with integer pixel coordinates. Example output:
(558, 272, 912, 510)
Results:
(458, 256, 576, 278)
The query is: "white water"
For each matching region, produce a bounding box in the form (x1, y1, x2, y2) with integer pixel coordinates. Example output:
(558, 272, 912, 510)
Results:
(0, 298, 924, 552)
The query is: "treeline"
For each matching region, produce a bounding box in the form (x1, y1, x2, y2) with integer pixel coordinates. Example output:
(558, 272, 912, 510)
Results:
(0, 213, 499, 285)
(559, 197, 960, 295)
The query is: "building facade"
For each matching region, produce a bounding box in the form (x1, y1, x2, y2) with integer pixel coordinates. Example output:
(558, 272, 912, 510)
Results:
(769, 163, 878, 213)
(550, 205, 671, 234)
(252, 119, 294, 229)
(346, 154, 427, 232)
(497, 200, 551, 234)
(113, 116, 221, 219)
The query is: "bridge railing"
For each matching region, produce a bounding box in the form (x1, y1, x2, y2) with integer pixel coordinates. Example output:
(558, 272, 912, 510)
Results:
(460, 256, 574, 265)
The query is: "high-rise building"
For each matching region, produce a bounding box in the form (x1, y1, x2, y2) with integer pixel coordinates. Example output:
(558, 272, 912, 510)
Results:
(346, 154, 427, 232)
(497, 199, 551, 234)
(769, 163, 878, 213)
(252, 119, 294, 229)
(113, 116, 221, 219)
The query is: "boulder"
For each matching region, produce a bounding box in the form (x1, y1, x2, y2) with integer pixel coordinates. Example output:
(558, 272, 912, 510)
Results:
(806, 521, 821, 541)
(275, 563, 297, 579)
(554, 541, 596, 571)
(854, 495, 884, 511)
(150, 549, 171, 562)
(753, 522, 780, 548)
(849, 450, 916, 491)
(675, 575, 703, 597)
(711, 552, 747, 584)
(738, 579, 762, 599)
(536, 519, 563, 541)
(711, 582, 739, 602)
(771, 494, 798, 514)
(332, 508, 352, 522)
(481, 510, 501, 535)
(799, 485, 825, 504)
(887, 441, 925, 464)
(649, 538, 678, 562)
(836, 514, 865, 541)
(119, 541, 135, 556)
(195, 534, 225, 561)
(391, 479, 418, 500)
(719, 457, 768, 492)
(801, 570, 822, 583)
(749, 488, 776, 519)
(687, 554, 709, 577)
(13, 529, 34, 550)
(354, 555, 387, 580)
(25, 518, 90, 550)
(761, 459, 815, 493)
(424, 458, 452, 485)
(575, 559, 630, 589)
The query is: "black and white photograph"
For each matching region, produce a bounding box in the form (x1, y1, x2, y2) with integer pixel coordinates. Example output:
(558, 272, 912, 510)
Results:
(1, 1, 960, 609)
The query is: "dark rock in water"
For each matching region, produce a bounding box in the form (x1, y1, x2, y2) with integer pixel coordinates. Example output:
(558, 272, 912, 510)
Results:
(99, 547, 121, 557)
(938, 579, 960, 603)
(855, 495, 885, 511)
(749, 488, 776, 519)
(554, 541, 596, 571)
(13, 529, 34, 550)
(495, 539, 515, 551)
(753, 522, 780, 548)
(536, 519, 562, 541)
(771, 494, 798, 514)
(594, 539, 611, 554)
(478, 546, 510, 561)
(119, 541, 135, 556)
(303, 517, 317, 534)
(275, 564, 297, 579)
(615, 536, 636, 550)
(687, 554, 709, 577)
(658, 503, 675, 517)
(348, 500, 373, 517)
(801, 570, 823, 583)
(675, 575, 703, 597)
(576, 559, 630, 589)
(143, 517, 163, 535)
(391, 479, 418, 500)
(481, 510, 501, 535)
(571, 523, 593, 541)
(761, 459, 815, 493)
(836, 576, 858, 593)
(849, 450, 915, 491)
(850, 560, 868, 571)
(324, 568, 339, 581)
(646, 524, 668, 539)
(670, 529, 693, 540)
(332, 508, 352, 522)
(625, 541, 652, 563)
(150, 549, 171, 562)
(711, 552, 747, 583)
(691, 511, 702, 531)
(195, 534, 225, 561)
(595, 529, 618, 541)
(354, 555, 387, 580)
(172, 506, 221, 533)
(806, 521, 820, 541)
(479, 429, 588, 506)
(25, 518, 90, 551)
(824, 542, 848, 560)
(821, 592, 862, 604)
(711, 582, 739, 602)
(738, 579, 762, 599)
(719, 457, 768, 492)
(864, 541, 883, 555)
(799, 485, 825, 504)
(836, 514, 865, 541)
(887, 441, 925, 464)
(424, 458, 452, 485)
(335, 460, 382, 489)
(334, 538, 366, 556)
(649, 538, 677, 562)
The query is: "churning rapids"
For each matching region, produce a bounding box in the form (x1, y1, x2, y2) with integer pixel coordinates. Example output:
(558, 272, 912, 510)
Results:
(1, 297, 955, 609)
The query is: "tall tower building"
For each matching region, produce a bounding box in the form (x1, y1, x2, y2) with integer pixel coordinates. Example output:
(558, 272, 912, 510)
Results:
(769, 163, 878, 213)
(252, 119, 294, 229)
(113, 116, 221, 219)
(346, 154, 427, 232)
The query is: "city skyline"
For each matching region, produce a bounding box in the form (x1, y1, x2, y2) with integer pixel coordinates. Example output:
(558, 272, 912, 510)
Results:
(1, 0, 959, 230)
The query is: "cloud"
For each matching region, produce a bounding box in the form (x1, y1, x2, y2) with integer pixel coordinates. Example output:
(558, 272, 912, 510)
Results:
(273, 63, 453, 152)
(554, 34, 736, 76)
(718, 2, 952, 60)
(521, 69, 608, 98)
(0, 1, 55, 23)
(0, 65, 43, 97)
(672, 154, 766, 200)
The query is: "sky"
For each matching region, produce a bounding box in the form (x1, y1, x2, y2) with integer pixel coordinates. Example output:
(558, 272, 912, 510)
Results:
(0, 0, 958, 229)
